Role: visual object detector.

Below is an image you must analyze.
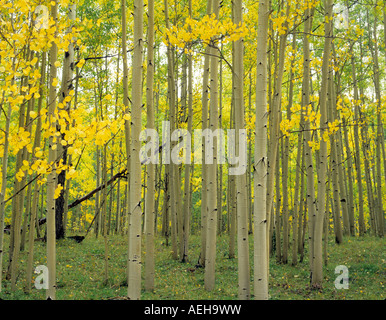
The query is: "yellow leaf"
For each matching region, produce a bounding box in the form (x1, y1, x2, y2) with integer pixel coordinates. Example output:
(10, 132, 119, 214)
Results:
(30, 57, 38, 66)
(54, 184, 63, 199)
(30, 111, 37, 118)
(23, 67, 31, 76)
(35, 150, 43, 158)
(67, 167, 78, 179)
(76, 59, 85, 68)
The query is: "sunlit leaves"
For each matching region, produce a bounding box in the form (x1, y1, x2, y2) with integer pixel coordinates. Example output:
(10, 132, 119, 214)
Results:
(54, 183, 63, 199)
(163, 14, 249, 51)
(9, 128, 31, 155)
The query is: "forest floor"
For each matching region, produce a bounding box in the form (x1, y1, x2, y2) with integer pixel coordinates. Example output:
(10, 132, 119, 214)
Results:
(0, 232, 384, 300)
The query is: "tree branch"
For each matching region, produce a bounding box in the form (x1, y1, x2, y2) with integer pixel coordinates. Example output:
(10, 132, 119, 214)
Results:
(68, 169, 127, 209)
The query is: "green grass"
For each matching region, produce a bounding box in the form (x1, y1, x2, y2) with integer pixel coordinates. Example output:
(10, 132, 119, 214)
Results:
(0, 232, 384, 300)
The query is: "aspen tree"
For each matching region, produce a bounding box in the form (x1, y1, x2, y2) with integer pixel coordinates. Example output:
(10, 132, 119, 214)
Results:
(20, 50, 37, 252)
(351, 55, 365, 236)
(266, 2, 290, 255)
(145, 0, 156, 291)
(324, 157, 331, 266)
(299, 186, 308, 263)
(313, 0, 334, 287)
(217, 41, 223, 236)
(108, 156, 114, 236)
(116, 141, 122, 235)
(301, 5, 318, 274)
(355, 39, 376, 233)
(247, 74, 253, 236)
(46, 0, 59, 300)
(181, 0, 194, 263)
(328, 68, 343, 244)
(200, 0, 212, 267)
(285, 31, 296, 266)
(254, 0, 269, 300)
(368, 7, 384, 238)
(26, 53, 46, 293)
(331, 67, 350, 237)
(161, 170, 169, 242)
(102, 144, 109, 284)
(204, 0, 219, 292)
(282, 101, 290, 264)
(9, 50, 30, 288)
(228, 187, 237, 256)
(121, 0, 131, 240)
(297, 145, 306, 258)
(0, 55, 15, 293)
(94, 70, 101, 238)
(383, 3, 386, 192)
(108, 52, 121, 236)
(267, 17, 276, 256)
(359, 106, 376, 232)
(55, 3, 76, 240)
(164, 0, 178, 260)
(291, 40, 302, 266)
(333, 63, 354, 236)
(228, 67, 236, 260)
(234, 0, 250, 300)
(342, 117, 355, 235)
(331, 47, 350, 237)
(127, 0, 143, 300)
(275, 146, 281, 263)
(278, 11, 297, 261)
